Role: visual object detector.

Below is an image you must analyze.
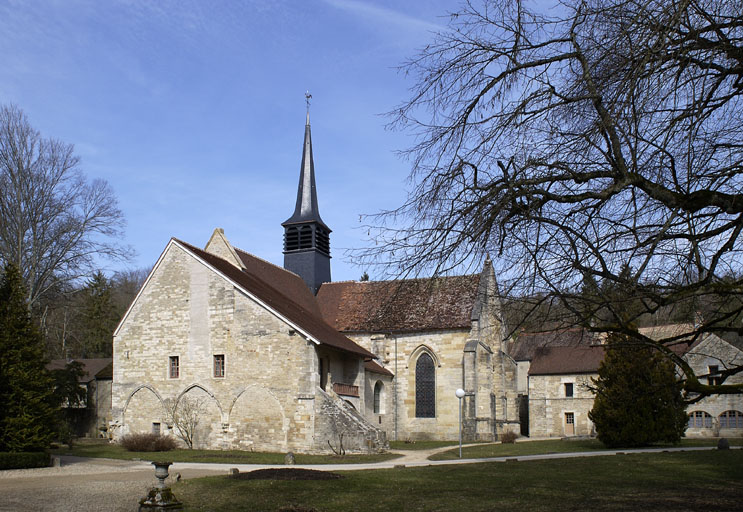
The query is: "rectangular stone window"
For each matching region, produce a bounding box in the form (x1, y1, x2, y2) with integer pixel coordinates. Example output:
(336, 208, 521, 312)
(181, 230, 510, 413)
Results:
(214, 354, 225, 378)
(564, 383, 574, 398)
(152, 422, 161, 436)
(707, 365, 723, 386)
(169, 356, 179, 378)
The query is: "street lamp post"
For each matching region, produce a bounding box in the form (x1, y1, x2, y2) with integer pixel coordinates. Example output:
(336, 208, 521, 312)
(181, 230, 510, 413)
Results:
(455, 388, 465, 458)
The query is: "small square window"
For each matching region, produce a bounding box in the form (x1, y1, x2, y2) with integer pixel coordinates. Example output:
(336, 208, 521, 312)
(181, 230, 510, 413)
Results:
(564, 383, 574, 398)
(169, 356, 179, 378)
(214, 354, 225, 378)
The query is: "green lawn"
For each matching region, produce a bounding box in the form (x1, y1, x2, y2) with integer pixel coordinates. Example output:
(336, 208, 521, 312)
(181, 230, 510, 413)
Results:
(51, 442, 401, 465)
(173, 450, 743, 511)
(388, 440, 460, 451)
(430, 437, 743, 460)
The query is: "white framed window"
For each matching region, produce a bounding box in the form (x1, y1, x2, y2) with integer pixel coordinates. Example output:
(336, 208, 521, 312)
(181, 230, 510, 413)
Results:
(719, 410, 743, 429)
(169, 356, 179, 379)
(214, 354, 225, 378)
(688, 411, 713, 428)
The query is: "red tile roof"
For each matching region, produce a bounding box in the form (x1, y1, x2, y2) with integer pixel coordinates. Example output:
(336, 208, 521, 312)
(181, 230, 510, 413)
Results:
(176, 240, 374, 358)
(526, 323, 705, 375)
(316, 275, 481, 333)
(365, 360, 393, 376)
(528, 346, 606, 375)
(233, 247, 323, 318)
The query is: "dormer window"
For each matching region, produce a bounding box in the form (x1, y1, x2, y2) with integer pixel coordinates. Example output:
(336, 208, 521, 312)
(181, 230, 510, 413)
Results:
(708, 365, 723, 386)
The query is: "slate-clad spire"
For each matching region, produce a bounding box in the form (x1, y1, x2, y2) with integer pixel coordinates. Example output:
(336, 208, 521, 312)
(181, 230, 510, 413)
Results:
(282, 111, 329, 229)
(282, 98, 332, 295)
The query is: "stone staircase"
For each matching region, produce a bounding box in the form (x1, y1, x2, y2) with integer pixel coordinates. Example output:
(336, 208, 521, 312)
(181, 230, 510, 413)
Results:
(314, 387, 389, 453)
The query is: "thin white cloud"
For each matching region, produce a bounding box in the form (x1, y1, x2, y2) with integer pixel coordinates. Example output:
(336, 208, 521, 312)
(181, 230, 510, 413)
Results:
(322, 0, 445, 33)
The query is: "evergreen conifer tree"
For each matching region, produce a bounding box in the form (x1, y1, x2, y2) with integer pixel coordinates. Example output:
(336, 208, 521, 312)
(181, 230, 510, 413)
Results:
(0, 263, 56, 451)
(589, 333, 687, 448)
(79, 271, 118, 357)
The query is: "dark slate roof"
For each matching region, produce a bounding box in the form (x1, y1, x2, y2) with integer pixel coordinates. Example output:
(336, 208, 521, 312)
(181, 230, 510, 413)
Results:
(528, 346, 605, 375)
(365, 360, 393, 376)
(508, 328, 597, 362)
(176, 240, 373, 358)
(316, 275, 481, 333)
(282, 117, 329, 230)
(47, 358, 113, 383)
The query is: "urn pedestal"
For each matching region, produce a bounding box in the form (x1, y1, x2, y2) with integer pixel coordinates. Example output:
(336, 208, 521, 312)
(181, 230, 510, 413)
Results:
(139, 462, 183, 511)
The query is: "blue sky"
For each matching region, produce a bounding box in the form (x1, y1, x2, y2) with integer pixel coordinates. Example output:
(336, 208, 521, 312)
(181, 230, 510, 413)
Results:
(0, 0, 454, 282)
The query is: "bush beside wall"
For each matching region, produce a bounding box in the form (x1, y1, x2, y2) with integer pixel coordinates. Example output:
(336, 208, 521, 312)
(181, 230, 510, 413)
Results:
(119, 433, 177, 452)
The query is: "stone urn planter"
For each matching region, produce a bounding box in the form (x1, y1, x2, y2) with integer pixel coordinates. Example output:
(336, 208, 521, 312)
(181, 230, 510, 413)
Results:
(139, 462, 183, 511)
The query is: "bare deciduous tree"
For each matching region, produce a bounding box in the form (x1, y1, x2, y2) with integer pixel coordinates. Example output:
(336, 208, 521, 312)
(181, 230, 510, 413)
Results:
(166, 397, 206, 450)
(0, 104, 130, 309)
(360, 0, 743, 397)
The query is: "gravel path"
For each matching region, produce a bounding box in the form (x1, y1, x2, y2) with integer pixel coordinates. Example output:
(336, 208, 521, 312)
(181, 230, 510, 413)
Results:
(0, 456, 223, 512)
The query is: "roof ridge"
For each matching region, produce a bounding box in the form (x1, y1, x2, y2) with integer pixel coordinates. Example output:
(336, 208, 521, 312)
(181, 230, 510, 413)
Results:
(323, 274, 479, 286)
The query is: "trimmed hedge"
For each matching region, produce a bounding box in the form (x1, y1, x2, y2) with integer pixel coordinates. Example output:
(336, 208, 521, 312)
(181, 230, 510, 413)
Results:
(0, 451, 51, 470)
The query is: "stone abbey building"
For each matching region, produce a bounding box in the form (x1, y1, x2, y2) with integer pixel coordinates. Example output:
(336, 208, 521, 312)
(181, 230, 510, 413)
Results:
(111, 113, 742, 452)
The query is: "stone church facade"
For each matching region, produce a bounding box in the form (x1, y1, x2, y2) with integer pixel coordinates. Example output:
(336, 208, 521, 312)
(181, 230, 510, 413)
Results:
(111, 113, 519, 452)
(111, 113, 741, 451)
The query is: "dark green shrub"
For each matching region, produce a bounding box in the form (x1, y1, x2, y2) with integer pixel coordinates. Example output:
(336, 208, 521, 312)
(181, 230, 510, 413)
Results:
(119, 433, 177, 452)
(589, 333, 687, 448)
(0, 451, 51, 470)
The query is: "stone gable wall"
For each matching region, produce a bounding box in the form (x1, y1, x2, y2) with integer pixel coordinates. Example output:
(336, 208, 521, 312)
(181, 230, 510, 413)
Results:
(684, 335, 743, 437)
(112, 243, 337, 452)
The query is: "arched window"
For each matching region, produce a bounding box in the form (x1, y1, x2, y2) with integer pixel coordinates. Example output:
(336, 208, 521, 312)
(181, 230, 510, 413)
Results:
(688, 411, 713, 428)
(373, 381, 383, 414)
(415, 353, 435, 418)
(719, 410, 743, 429)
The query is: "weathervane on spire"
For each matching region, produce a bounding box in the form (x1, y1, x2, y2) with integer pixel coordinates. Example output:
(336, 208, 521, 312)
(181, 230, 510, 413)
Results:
(305, 91, 312, 115)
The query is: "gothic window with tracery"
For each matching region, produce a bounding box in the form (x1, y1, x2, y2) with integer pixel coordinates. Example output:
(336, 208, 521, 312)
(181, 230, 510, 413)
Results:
(415, 352, 435, 418)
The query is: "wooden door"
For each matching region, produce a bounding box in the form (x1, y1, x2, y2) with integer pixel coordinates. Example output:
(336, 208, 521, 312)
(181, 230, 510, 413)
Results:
(565, 412, 575, 436)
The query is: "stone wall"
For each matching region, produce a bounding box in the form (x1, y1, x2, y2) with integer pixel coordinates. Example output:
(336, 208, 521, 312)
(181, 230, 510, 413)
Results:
(364, 373, 395, 436)
(528, 373, 596, 438)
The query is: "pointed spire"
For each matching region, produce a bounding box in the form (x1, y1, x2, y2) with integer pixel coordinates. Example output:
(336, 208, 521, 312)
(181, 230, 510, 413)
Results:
(282, 95, 328, 229)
